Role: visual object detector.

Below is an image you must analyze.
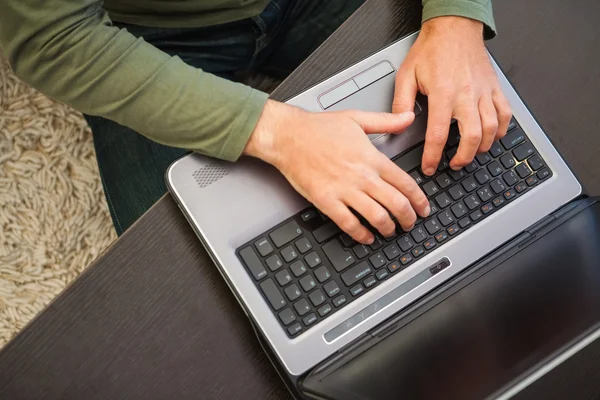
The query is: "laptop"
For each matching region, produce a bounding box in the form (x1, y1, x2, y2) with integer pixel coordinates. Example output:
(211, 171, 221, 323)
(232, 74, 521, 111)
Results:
(165, 31, 582, 381)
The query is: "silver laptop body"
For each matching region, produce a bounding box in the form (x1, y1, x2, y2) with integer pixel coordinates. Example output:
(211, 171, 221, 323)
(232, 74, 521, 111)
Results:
(166, 31, 581, 376)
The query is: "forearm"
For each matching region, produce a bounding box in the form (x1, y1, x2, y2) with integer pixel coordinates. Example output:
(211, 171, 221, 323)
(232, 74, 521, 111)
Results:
(422, 0, 496, 39)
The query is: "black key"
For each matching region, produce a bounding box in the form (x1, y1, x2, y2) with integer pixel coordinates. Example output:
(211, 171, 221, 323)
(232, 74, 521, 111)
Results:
(410, 226, 428, 243)
(448, 124, 461, 146)
(309, 290, 326, 307)
(503, 170, 519, 186)
(318, 304, 333, 317)
(394, 143, 425, 172)
(528, 155, 544, 171)
(352, 243, 370, 259)
(350, 285, 365, 297)
(281, 246, 298, 263)
(339, 233, 355, 247)
(384, 244, 401, 260)
(314, 266, 331, 283)
(435, 192, 452, 209)
(481, 203, 494, 214)
(516, 163, 532, 178)
(537, 168, 551, 180)
(270, 220, 303, 248)
(465, 161, 478, 173)
(412, 246, 425, 258)
(436, 173, 452, 189)
(313, 221, 341, 243)
(504, 189, 517, 200)
(435, 231, 448, 243)
(470, 210, 483, 222)
(303, 313, 318, 326)
(388, 261, 402, 273)
(369, 252, 387, 269)
(500, 153, 516, 169)
(501, 127, 526, 150)
(449, 169, 465, 181)
(260, 279, 287, 311)
(475, 168, 491, 184)
(293, 298, 311, 316)
(447, 224, 460, 236)
(508, 118, 517, 131)
(240, 247, 268, 281)
(489, 142, 504, 158)
(515, 182, 528, 193)
(284, 284, 302, 301)
(438, 155, 450, 172)
(301, 209, 318, 222)
(287, 323, 302, 336)
(424, 218, 441, 235)
(526, 175, 539, 186)
(299, 274, 317, 292)
(513, 142, 535, 161)
(446, 147, 458, 160)
(255, 237, 274, 256)
(464, 194, 481, 210)
(341, 261, 373, 286)
(363, 276, 377, 288)
(423, 181, 440, 197)
(323, 239, 355, 272)
(279, 308, 296, 326)
(438, 210, 455, 227)
(266, 254, 283, 272)
(448, 184, 466, 200)
(376, 269, 389, 280)
(397, 236, 414, 252)
(451, 203, 467, 218)
(462, 176, 478, 193)
(409, 170, 424, 185)
(323, 280, 341, 298)
(333, 295, 347, 307)
(369, 236, 385, 251)
(290, 260, 308, 277)
(424, 238, 436, 250)
(491, 179, 507, 194)
(304, 251, 321, 268)
(488, 160, 504, 177)
(493, 197, 505, 207)
(400, 253, 413, 265)
(275, 269, 292, 286)
(477, 187, 493, 202)
(476, 152, 492, 165)
(458, 217, 471, 229)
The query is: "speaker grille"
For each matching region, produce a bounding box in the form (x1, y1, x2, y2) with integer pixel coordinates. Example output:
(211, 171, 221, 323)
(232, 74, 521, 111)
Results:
(192, 163, 229, 188)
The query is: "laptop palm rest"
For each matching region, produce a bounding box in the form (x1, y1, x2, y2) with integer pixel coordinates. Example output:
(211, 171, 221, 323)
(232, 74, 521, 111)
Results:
(299, 198, 600, 400)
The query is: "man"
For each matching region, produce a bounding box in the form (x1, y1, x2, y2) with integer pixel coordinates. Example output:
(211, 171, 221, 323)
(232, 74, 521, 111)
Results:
(0, 0, 511, 245)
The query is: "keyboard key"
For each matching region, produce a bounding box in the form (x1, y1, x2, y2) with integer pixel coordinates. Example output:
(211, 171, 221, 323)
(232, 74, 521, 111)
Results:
(513, 142, 535, 161)
(537, 168, 551, 180)
(410, 226, 428, 243)
(290, 260, 308, 277)
(504, 189, 517, 200)
(501, 128, 526, 149)
(288, 323, 303, 336)
(293, 298, 311, 316)
(255, 238, 274, 256)
(490, 179, 507, 194)
(437, 155, 450, 171)
(369, 252, 387, 269)
(314, 266, 332, 283)
(299, 275, 317, 292)
(376, 269, 389, 280)
(462, 177, 478, 192)
(449, 169, 465, 181)
(323, 239, 355, 272)
(465, 161, 478, 173)
(508, 118, 517, 131)
(446, 147, 458, 160)
(528, 155, 544, 171)
(476, 152, 492, 165)
(410, 170, 424, 185)
(448, 124, 461, 146)
(388, 261, 402, 273)
(313, 221, 341, 243)
(488, 161, 504, 177)
(449, 184, 466, 200)
(352, 243, 370, 259)
(318, 304, 333, 317)
(475, 168, 491, 184)
(515, 182, 528, 193)
(464, 194, 481, 210)
(400, 253, 413, 265)
(481, 203, 494, 214)
(516, 163, 532, 178)
(500, 153, 516, 169)
(384, 244, 401, 260)
(436, 173, 452, 189)
(266, 254, 283, 272)
(424, 218, 441, 235)
(526, 175, 539, 186)
(435, 231, 448, 243)
(438, 210, 455, 227)
(397, 236, 414, 252)
(369, 236, 385, 251)
(339, 233, 355, 247)
(503, 170, 519, 186)
(434, 192, 452, 209)
(304, 251, 321, 268)
(323, 280, 341, 297)
(309, 290, 327, 307)
(470, 210, 483, 222)
(451, 203, 467, 218)
(477, 187, 493, 202)
(489, 142, 504, 158)
(279, 308, 296, 326)
(458, 217, 471, 229)
(423, 181, 440, 197)
(412, 246, 425, 258)
(493, 197, 505, 207)
(260, 279, 287, 311)
(240, 247, 268, 281)
(270, 220, 303, 248)
(275, 269, 292, 286)
(424, 238, 437, 250)
(363, 276, 377, 288)
(303, 313, 318, 326)
(284, 284, 302, 301)
(301, 209, 318, 222)
(341, 261, 373, 286)
(447, 225, 460, 236)
(350, 285, 365, 297)
(333, 295, 347, 307)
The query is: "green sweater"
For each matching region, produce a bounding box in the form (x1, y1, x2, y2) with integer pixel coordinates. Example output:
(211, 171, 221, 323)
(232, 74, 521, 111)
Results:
(0, 0, 495, 162)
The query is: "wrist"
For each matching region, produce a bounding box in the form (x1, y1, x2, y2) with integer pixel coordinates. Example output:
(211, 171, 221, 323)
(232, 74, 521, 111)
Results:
(422, 16, 484, 39)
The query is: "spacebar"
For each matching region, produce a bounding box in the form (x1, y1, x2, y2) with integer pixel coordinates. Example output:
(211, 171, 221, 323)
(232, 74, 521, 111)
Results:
(393, 143, 424, 172)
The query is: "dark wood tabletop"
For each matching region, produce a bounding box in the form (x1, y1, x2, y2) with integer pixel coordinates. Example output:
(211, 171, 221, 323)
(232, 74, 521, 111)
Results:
(1, 0, 600, 399)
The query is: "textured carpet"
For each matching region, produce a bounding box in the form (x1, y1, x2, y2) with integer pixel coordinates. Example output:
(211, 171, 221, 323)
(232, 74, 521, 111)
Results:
(0, 51, 117, 347)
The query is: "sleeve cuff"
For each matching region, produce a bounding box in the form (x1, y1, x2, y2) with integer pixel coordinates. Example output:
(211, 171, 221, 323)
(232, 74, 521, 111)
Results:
(422, 0, 497, 40)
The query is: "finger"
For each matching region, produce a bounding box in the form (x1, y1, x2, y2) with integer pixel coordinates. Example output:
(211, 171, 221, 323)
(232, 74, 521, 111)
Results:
(392, 67, 418, 114)
(378, 158, 430, 219)
(450, 102, 483, 169)
(364, 177, 418, 232)
(345, 191, 396, 238)
(422, 94, 453, 176)
(492, 89, 512, 140)
(347, 110, 415, 135)
(323, 200, 374, 244)
(478, 94, 499, 153)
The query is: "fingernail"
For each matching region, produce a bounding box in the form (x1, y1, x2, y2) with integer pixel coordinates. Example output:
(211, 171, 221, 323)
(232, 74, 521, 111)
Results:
(423, 167, 435, 176)
(366, 236, 374, 245)
(424, 205, 431, 217)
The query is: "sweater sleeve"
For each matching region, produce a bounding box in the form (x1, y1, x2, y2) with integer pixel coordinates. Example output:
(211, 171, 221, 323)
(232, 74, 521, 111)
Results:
(0, 0, 268, 162)
(422, 0, 497, 39)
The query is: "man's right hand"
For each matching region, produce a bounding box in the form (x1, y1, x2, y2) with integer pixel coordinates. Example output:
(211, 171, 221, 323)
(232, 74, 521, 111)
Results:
(243, 100, 431, 245)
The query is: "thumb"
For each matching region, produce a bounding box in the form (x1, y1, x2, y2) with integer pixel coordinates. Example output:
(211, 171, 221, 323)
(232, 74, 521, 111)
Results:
(348, 110, 415, 135)
(392, 68, 418, 114)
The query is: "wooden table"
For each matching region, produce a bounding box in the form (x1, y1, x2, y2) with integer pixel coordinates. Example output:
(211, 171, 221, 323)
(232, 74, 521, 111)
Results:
(1, 0, 600, 399)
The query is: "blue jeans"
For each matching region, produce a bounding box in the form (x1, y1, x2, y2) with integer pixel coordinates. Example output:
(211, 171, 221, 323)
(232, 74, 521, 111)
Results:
(85, 0, 365, 235)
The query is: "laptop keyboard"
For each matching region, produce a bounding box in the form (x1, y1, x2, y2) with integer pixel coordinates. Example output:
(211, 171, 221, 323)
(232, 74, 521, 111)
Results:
(236, 120, 553, 338)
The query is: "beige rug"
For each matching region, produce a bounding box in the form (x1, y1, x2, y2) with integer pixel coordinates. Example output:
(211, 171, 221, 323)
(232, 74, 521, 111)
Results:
(0, 51, 117, 347)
